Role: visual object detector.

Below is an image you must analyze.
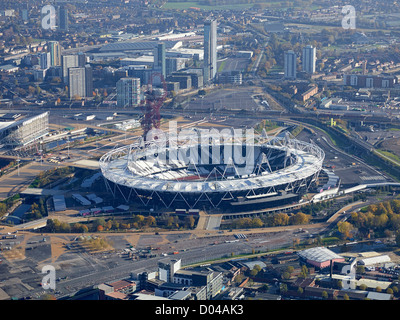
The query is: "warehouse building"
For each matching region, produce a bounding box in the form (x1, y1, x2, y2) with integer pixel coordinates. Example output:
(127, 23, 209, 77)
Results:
(297, 247, 345, 269)
(358, 255, 391, 266)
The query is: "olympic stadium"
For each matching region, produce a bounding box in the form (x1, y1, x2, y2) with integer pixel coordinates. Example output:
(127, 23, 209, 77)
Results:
(99, 130, 325, 211)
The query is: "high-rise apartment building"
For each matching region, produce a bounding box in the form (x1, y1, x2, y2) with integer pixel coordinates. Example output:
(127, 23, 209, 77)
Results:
(68, 67, 86, 100)
(154, 42, 166, 79)
(62, 55, 79, 84)
(38, 52, 51, 69)
(284, 50, 297, 79)
(48, 41, 62, 67)
(58, 6, 68, 31)
(85, 65, 93, 98)
(302, 45, 316, 74)
(77, 52, 87, 67)
(203, 19, 217, 82)
(117, 78, 141, 108)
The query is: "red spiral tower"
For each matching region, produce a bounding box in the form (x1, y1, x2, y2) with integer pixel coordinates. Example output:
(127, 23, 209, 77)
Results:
(140, 72, 167, 140)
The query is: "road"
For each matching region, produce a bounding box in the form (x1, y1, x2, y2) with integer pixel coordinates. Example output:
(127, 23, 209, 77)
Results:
(251, 47, 264, 76)
(3, 222, 322, 299)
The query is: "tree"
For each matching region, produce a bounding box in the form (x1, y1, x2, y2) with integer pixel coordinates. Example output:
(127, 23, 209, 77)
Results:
(297, 287, 304, 295)
(359, 284, 367, 291)
(73, 223, 88, 233)
(299, 265, 309, 278)
(167, 216, 174, 228)
(185, 215, 195, 229)
(0, 203, 7, 216)
(281, 271, 291, 280)
(337, 221, 354, 239)
(356, 265, 365, 274)
(134, 214, 145, 224)
(250, 268, 259, 277)
(253, 265, 262, 273)
(145, 216, 156, 227)
(280, 283, 288, 294)
(105, 220, 112, 231)
(269, 212, 289, 226)
(92, 218, 106, 231)
(252, 217, 263, 228)
(290, 212, 310, 225)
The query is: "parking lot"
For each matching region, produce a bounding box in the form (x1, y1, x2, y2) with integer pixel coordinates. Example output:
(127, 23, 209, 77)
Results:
(187, 87, 260, 112)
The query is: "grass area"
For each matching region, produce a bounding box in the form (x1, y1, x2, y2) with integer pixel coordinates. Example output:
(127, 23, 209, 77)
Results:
(162, 1, 254, 10)
(218, 59, 227, 72)
(254, 119, 280, 133)
(376, 149, 400, 166)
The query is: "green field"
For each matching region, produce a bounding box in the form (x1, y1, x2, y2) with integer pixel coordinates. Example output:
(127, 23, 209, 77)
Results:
(377, 149, 400, 165)
(218, 59, 227, 72)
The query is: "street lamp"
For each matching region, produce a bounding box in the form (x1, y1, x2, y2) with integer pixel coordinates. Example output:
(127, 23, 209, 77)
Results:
(16, 156, 20, 176)
(67, 138, 70, 159)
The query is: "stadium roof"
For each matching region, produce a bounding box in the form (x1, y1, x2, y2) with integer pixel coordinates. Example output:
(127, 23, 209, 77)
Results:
(100, 40, 182, 52)
(0, 121, 15, 131)
(101, 143, 323, 194)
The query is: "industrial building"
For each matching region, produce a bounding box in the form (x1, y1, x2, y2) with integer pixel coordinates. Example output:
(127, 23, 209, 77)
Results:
(297, 247, 345, 269)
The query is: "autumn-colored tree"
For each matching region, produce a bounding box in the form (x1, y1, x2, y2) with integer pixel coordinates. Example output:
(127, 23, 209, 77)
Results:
(252, 217, 263, 228)
(289, 212, 310, 225)
(72, 223, 88, 233)
(105, 220, 112, 231)
(337, 221, 354, 239)
(145, 216, 156, 227)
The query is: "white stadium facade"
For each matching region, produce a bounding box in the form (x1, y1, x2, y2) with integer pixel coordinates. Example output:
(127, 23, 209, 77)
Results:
(99, 130, 325, 211)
